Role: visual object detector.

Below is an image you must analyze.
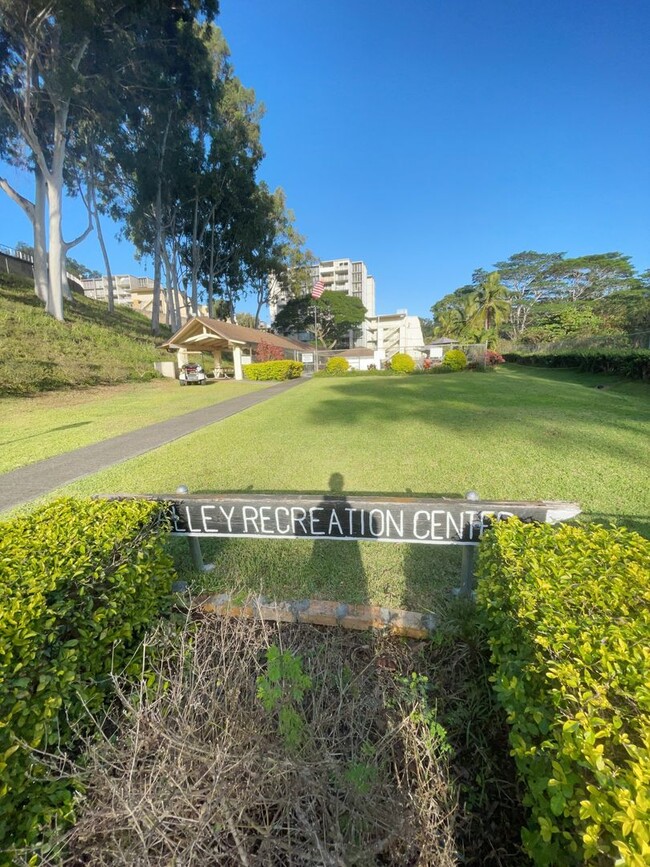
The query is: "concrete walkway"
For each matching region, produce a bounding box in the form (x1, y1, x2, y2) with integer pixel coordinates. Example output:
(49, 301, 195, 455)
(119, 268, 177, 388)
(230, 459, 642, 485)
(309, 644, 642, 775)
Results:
(0, 378, 305, 513)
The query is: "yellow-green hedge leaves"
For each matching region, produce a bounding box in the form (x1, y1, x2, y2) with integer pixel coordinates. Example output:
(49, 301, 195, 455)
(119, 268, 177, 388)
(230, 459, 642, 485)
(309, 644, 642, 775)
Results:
(476, 521, 650, 866)
(0, 498, 174, 856)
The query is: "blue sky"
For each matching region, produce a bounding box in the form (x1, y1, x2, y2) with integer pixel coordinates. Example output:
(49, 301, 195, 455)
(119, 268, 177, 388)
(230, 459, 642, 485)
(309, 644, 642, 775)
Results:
(1, 0, 649, 318)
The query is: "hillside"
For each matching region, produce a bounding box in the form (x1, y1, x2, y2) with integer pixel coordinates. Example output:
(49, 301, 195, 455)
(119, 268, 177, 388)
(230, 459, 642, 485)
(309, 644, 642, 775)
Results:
(0, 273, 172, 396)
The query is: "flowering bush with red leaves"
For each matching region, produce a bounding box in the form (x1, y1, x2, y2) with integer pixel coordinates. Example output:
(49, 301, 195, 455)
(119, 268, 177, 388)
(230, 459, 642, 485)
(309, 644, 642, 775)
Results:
(486, 350, 505, 366)
(255, 338, 284, 362)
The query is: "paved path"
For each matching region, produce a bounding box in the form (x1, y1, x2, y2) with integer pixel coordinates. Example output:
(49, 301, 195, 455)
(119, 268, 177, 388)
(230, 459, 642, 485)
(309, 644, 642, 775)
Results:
(0, 379, 305, 513)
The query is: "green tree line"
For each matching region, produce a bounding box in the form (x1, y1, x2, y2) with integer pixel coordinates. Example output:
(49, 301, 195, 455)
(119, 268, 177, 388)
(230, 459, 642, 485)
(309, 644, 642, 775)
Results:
(430, 252, 650, 348)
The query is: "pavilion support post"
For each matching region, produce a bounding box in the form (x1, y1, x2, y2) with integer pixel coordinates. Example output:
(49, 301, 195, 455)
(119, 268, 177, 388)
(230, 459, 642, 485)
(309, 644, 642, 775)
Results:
(232, 345, 244, 380)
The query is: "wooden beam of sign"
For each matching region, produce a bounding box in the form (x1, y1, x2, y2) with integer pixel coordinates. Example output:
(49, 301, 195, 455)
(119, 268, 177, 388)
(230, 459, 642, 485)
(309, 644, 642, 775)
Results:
(135, 494, 581, 546)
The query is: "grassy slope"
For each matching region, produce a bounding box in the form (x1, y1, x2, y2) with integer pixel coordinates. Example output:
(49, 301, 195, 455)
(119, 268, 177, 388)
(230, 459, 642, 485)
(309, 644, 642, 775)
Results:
(0, 272, 171, 395)
(40, 367, 649, 611)
(0, 378, 271, 474)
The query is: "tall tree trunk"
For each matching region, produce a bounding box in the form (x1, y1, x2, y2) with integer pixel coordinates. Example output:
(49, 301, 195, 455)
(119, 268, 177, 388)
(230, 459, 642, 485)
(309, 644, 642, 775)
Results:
(92, 187, 115, 313)
(46, 169, 65, 321)
(45, 105, 71, 322)
(151, 116, 171, 336)
(171, 258, 182, 331)
(33, 168, 49, 303)
(0, 173, 48, 303)
(191, 188, 199, 315)
(254, 297, 263, 329)
(207, 221, 215, 318)
(152, 183, 163, 336)
(161, 245, 179, 332)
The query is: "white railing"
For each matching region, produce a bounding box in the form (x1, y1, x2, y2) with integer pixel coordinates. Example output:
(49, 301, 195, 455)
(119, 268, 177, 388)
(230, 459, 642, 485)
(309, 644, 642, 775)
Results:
(1, 243, 82, 285)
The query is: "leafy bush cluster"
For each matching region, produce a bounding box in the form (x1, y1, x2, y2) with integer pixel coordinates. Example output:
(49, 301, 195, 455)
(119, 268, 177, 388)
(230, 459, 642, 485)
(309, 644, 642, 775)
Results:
(389, 352, 416, 374)
(504, 348, 650, 379)
(0, 498, 174, 854)
(441, 349, 468, 371)
(243, 360, 304, 380)
(324, 356, 350, 375)
(485, 349, 505, 365)
(476, 520, 650, 866)
(254, 337, 284, 362)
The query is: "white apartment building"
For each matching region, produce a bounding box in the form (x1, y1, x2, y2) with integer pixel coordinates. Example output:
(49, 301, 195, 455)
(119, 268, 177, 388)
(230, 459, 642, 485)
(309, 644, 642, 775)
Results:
(81, 274, 204, 324)
(269, 258, 376, 323)
(313, 259, 376, 317)
(81, 274, 155, 307)
(364, 311, 424, 360)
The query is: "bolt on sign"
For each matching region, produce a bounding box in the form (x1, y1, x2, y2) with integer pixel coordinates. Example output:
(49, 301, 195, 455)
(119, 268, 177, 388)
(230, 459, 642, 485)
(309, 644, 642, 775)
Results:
(164, 494, 581, 546)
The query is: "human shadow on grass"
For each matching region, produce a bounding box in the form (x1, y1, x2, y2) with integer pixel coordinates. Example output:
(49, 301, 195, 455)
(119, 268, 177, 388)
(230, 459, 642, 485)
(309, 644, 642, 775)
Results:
(294, 471, 373, 605)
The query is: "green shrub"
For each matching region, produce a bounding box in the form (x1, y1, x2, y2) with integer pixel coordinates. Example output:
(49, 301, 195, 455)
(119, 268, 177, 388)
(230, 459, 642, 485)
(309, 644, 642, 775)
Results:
(388, 352, 415, 374)
(325, 356, 350, 375)
(476, 520, 650, 866)
(0, 498, 174, 854)
(503, 348, 650, 379)
(243, 360, 304, 381)
(441, 349, 467, 371)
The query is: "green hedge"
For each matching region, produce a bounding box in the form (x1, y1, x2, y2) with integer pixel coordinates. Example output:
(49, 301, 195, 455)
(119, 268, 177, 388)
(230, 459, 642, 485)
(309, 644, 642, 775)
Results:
(476, 521, 650, 866)
(0, 498, 174, 856)
(504, 348, 650, 379)
(243, 360, 304, 381)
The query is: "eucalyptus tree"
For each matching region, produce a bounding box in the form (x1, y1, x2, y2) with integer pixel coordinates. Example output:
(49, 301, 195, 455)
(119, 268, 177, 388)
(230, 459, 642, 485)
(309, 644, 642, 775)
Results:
(0, 111, 49, 303)
(192, 68, 266, 320)
(243, 184, 315, 327)
(0, 0, 219, 323)
(112, 14, 221, 334)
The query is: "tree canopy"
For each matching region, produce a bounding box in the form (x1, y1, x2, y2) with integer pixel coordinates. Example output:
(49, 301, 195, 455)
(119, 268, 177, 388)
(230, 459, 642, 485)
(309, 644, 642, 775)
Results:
(0, 1, 313, 333)
(431, 251, 648, 347)
(273, 291, 366, 349)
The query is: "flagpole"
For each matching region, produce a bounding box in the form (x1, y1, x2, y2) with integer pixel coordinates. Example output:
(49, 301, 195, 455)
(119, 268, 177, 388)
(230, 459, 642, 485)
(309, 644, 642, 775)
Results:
(313, 304, 319, 372)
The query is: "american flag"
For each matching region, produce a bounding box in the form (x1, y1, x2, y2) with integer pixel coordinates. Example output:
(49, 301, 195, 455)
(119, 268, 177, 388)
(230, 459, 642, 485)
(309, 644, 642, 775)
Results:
(311, 280, 325, 299)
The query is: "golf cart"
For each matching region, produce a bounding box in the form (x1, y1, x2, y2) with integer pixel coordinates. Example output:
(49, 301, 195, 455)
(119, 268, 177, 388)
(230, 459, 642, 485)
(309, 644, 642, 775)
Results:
(179, 362, 207, 386)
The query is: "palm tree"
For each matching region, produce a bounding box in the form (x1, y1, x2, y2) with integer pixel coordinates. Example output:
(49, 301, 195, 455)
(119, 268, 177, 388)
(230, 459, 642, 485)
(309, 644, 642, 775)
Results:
(472, 272, 511, 331)
(436, 295, 479, 338)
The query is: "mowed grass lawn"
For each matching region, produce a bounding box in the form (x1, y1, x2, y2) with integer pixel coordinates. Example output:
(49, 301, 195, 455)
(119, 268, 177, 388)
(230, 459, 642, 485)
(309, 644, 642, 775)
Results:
(29, 366, 650, 612)
(0, 378, 271, 474)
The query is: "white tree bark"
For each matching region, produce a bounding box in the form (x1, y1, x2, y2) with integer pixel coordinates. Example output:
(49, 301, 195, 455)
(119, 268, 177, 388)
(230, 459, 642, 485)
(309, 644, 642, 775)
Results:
(33, 168, 49, 303)
(0, 32, 88, 320)
(0, 173, 49, 303)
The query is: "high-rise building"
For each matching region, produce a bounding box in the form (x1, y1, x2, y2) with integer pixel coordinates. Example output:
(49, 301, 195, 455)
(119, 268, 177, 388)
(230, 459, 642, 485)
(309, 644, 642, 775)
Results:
(269, 259, 425, 359)
(269, 258, 376, 323)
